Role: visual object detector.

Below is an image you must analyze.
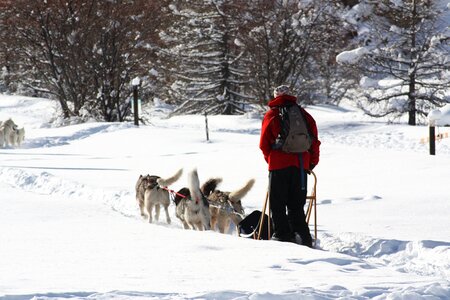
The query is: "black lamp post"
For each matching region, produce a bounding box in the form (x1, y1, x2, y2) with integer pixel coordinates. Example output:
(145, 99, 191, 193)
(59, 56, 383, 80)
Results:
(428, 109, 441, 155)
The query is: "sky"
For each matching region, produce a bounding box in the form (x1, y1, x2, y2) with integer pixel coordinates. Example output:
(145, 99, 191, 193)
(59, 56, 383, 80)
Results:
(0, 94, 449, 300)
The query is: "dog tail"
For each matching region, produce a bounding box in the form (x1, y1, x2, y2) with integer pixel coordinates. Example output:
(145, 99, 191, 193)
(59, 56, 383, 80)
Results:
(157, 168, 183, 187)
(229, 178, 255, 201)
(201, 178, 223, 196)
(187, 169, 203, 204)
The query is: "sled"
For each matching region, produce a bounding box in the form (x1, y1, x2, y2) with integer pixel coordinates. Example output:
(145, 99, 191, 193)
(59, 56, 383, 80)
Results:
(237, 210, 273, 240)
(238, 171, 318, 247)
(305, 170, 318, 246)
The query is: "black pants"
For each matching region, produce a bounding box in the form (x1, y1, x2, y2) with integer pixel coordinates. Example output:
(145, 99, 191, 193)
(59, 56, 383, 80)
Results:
(269, 166, 312, 244)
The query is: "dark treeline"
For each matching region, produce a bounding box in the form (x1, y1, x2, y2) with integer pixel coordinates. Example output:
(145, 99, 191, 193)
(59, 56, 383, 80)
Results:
(0, 0, 448, 125)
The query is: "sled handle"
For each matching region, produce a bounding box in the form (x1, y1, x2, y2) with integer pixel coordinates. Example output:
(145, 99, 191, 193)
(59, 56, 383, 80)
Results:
(256, 191, 269, 240)
(305, 170, 317, 247)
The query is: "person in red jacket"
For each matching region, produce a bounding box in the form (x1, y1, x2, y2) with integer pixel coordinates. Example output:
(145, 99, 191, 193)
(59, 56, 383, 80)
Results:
(259, 85, 320, 247)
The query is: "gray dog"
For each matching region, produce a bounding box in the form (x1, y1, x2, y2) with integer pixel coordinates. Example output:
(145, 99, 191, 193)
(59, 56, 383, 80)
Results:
(144, 169, 183, 224)
(138, 169, 183, 224)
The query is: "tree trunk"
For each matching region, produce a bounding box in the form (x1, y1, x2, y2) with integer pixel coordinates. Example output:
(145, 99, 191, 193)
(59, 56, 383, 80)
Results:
(408, 97, 416, 126)
(408, 67, 417, 126)
(408, 0, 417, 126)
(58, 98, 73, 119)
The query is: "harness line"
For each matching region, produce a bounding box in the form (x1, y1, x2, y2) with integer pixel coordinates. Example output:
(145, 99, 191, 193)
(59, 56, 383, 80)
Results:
(159, 185, 245, 218)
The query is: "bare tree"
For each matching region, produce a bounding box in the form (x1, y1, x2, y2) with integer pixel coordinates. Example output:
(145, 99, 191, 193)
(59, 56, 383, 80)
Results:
(238, 0, 351, 105)
(3, 0, 165, 121)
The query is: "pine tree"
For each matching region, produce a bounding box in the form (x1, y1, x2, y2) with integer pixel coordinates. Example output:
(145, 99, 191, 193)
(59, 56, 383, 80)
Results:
(160, 0, 252, 115)
(338, 0, 450, 125)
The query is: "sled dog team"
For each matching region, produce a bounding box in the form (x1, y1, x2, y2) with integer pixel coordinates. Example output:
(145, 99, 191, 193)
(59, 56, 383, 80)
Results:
(135, 168, 255, 233)
(0, 118, 25, 148)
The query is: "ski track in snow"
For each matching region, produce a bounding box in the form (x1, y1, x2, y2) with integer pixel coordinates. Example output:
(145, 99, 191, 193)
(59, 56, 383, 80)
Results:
(3, 287, 450, 300)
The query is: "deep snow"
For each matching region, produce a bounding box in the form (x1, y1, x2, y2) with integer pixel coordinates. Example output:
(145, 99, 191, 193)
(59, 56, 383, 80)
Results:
(1, 94, 449, 299)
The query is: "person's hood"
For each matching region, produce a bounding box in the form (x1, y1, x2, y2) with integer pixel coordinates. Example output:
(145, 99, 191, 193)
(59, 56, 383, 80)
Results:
(268, 94, 297, 108)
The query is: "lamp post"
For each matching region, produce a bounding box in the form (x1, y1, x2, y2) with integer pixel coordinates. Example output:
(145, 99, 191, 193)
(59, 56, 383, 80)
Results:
(132, 77, 140, 126)
(428, 109, 441, 155)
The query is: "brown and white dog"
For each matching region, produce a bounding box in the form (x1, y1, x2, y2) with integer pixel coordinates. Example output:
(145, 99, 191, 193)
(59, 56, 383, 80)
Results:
(135, 174, 154, 218)
(135, 168, 183, 224)
(173, 169, 211, 231)
(202, 177, 255, 234)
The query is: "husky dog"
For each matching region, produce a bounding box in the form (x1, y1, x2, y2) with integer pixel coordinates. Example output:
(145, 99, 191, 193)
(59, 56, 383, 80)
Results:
(139, 168, 183, 224)
(0, 118, 18, 148)
(174, 169, 211, 231)
(135, 174, 155, 218)
(202, 178, 255, 234)
(7, 127, 25, 148)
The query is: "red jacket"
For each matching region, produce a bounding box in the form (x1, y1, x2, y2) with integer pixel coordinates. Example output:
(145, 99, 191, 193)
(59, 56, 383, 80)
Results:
(259, 94, 321, 171)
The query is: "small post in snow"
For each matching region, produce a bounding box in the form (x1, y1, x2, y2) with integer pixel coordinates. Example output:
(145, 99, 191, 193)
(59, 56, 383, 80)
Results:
(204, 112, 209, 142)
(132, 77, 140, 126)
(428, 109, 441, 156)
(429, 126, 435, 155)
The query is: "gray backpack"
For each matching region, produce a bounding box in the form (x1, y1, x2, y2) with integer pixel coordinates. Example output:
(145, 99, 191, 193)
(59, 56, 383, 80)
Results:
(272, 104, 312, 153)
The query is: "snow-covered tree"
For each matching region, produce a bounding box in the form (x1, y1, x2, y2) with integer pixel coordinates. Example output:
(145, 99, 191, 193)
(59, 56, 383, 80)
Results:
(160, 0, 253, 115)
(337, 0, 450, 125)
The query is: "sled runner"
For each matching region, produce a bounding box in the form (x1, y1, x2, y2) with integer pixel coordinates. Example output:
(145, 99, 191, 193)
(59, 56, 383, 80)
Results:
(238, 171, 318, 246)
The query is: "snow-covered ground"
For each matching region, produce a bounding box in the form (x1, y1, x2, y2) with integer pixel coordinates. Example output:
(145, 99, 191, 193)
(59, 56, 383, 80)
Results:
(1, 94, 449, 299)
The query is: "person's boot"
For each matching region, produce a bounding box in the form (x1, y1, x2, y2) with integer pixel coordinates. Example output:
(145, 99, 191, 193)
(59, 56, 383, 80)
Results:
(294, 232, 313, 248)
(293, 232, 303, 245)
(271, 232, 295, 242)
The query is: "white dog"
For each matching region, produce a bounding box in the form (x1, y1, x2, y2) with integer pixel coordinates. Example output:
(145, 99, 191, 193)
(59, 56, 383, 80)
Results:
(7, 127, 25, 148)
(143, 168, 183, 224)
(174, 169, 211, 231)
(13, 127, 25, 147)
(0, 118, 18, 148)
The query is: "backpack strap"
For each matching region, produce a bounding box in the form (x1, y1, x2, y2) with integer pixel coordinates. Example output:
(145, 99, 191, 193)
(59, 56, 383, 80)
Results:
(270, 105, 288, 150)
(298, 106, 317, 142)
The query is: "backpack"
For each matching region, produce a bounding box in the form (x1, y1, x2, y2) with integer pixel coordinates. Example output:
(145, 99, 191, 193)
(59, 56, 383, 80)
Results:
(272, 104, 312, 153)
